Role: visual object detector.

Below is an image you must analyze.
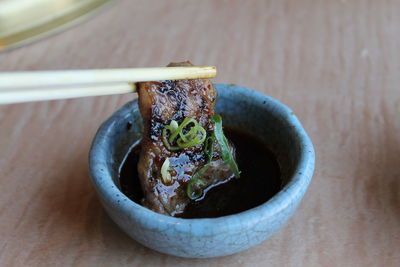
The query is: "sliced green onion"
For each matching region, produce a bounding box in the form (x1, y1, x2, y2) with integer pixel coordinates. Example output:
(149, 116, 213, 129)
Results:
(176, 126, 206, 148)
(186, 178, 206, 200)
(162, 117, 207, 151)
(161, 158, 173, 184)
(185, 115, 241, 200)
(192, 164, 210, 180)
(162, 128, 180, 151)
(170, 120, 179, 131)
(187, 163, 210, 200)
(211, 115, 240, 178)
(169, 118, 196, 144)
(204, 136, 215, 163)
(178, 119, 197, 142)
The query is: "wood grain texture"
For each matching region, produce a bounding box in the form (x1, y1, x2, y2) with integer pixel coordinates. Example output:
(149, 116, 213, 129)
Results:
(1, 0, 399, 266)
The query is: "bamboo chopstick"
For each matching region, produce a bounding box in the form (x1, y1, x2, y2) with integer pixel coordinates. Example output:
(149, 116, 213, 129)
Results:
(0, 66, 216, 89)
(0, 83, 136, 104)
(0, 66, 217, 104)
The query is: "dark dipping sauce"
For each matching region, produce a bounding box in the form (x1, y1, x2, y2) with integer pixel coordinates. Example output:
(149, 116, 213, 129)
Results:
(119, 128, 282, 218)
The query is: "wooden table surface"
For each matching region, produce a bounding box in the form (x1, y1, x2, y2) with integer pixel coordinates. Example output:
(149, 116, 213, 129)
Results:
(1, 0, 399, 266)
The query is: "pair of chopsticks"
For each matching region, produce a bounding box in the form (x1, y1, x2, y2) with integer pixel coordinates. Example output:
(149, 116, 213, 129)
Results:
(0, 66, 217, 104)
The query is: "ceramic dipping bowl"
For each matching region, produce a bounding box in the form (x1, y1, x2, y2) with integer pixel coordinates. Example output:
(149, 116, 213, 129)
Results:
(89, 84, 315, 258)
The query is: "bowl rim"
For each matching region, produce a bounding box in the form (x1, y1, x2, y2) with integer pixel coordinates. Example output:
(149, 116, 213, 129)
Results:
(89, 84, 315, 232)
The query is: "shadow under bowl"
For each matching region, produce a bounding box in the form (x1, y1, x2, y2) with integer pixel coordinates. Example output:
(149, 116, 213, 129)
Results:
(89, 84, 315, 258)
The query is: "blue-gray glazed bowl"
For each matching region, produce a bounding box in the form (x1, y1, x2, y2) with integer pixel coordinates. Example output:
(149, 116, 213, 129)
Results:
(89, 84, 315, 258)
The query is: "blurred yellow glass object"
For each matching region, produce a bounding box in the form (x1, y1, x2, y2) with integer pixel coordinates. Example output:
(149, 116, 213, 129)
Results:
(0, 0, 114, 51)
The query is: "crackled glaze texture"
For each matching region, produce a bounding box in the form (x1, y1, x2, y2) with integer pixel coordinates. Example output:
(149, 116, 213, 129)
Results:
(89, 84, 315, 258)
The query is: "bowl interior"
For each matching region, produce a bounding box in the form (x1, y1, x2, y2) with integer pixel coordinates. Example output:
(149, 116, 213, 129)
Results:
(104, 84, 307, 200)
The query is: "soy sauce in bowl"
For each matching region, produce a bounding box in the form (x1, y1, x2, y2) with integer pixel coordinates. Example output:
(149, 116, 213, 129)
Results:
(119, 128, 282, 218)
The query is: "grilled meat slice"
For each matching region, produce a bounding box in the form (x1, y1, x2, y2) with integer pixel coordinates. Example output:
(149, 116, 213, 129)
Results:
(137, 61, 234, 216)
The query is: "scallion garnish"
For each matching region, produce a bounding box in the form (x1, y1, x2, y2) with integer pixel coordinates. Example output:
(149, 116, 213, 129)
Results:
(162, 120, 181, 151)
(211, 115, 240, 178)
(177, 126, 206, 148)
(161, 158, 172, 184)
(186, 178, 206, 200)
(204, 136, 215, 163)
(169, 120, 179, 132)
(192, 164, 210, 180)
(185, 114, 240, 200)
(162, 117, 207, 151)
